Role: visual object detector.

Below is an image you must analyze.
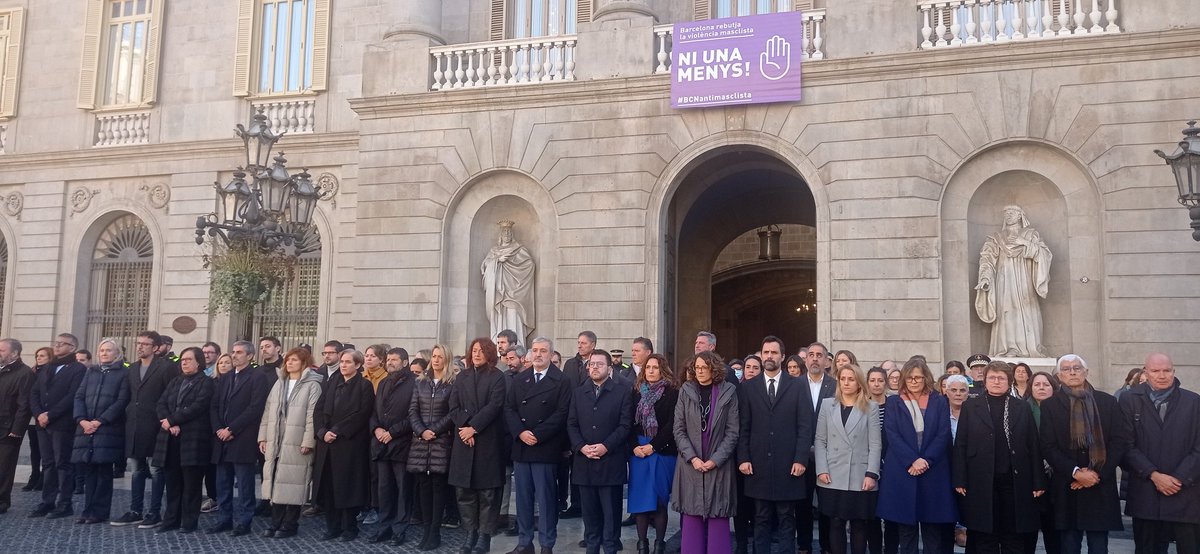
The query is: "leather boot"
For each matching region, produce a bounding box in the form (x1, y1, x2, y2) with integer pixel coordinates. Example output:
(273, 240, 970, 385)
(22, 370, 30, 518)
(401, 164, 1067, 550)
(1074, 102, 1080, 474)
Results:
(459, 531, 479, 554)
(636, 538, 650, 554)
(653, 540, 665, 554)
(473, 533, 492, 553)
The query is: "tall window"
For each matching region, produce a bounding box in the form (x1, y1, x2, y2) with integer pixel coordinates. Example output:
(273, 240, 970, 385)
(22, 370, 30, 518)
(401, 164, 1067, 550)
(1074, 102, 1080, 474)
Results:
(77, 0, 164, 109)
(510, 0, 577, 38)
(233, 0, 330, 97)
(0, 8, 25, 119)
(86, 214, 154, 353)
(234, 227, 321, 348)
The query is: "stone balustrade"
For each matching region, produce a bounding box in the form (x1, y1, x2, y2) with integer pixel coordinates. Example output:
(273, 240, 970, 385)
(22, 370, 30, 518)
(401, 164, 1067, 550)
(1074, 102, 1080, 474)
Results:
(93, 110, 151, 147)
(653, 10, 828, 75)
(918, 0, 1119, 49)
(430, 35, 577, 91)
(252, 98, 316, 134)
(0, 123, 7, 154)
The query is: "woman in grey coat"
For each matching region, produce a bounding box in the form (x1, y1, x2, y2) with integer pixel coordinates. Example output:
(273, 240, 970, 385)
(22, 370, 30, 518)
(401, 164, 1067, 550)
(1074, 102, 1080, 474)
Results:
(671, 351, 739, 554)
(258, 347, 324, 539)
(815, 365, 881, 554)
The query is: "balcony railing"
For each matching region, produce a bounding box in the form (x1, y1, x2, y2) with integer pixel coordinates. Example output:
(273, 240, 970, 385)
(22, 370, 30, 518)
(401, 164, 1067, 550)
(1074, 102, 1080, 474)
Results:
(918, 0, 1119, 49)
(251, 98, 316, 134)
(430, 35, 577, 91)
(653, 10, 828, 75)
(94, 110, 151, 147)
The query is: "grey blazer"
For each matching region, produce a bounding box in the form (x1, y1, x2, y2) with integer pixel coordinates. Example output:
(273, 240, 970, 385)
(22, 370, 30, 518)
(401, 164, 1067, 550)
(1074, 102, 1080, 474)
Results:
(814, 399, 881, 492)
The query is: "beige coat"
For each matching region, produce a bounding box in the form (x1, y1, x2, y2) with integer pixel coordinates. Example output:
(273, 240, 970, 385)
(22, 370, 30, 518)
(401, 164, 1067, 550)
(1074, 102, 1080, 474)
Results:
(258, 368, 324, 505)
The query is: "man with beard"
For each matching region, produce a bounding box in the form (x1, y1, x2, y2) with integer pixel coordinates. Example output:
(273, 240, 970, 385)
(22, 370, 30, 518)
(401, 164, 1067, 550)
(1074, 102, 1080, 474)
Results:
(28, 333, 87, 519)
(0, 338, 33, 514)
(258, 336, 282, 383)
(558, 331, 597, 518)
(798, 341, 836, 554)
(568, 350, 632, 554)
(368, 346, 418, 545)
(315, 340, 343, 379)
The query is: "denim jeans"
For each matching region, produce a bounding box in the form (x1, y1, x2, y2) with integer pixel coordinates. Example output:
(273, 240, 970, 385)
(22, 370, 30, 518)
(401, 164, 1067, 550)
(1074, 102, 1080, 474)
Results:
(215, 462, 257, 527)
(129, 457, 164, 516)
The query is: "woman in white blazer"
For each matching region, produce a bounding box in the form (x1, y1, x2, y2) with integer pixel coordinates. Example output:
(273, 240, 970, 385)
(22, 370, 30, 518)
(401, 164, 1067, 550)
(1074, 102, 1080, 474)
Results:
(815, 364, 882, 554)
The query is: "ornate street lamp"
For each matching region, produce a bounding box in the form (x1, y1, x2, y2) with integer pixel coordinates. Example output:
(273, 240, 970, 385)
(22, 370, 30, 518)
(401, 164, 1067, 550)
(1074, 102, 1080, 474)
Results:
(1155, 120, 1200, 241)
(196, 109, 322, 250)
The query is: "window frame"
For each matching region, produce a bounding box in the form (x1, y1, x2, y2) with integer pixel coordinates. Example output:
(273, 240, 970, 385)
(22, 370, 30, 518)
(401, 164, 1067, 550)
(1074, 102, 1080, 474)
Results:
(233, 0, 330, 98)
(77, 0, 165, 111)
(0, 8, 25, 120)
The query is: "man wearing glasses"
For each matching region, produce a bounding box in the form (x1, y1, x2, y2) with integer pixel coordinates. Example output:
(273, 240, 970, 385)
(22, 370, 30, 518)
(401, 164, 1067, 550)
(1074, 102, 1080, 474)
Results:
(315, 340, 343, 379)
(28, 333, 87, 519)
(201, 342, 222, 377)
(568, 350, 633, 554)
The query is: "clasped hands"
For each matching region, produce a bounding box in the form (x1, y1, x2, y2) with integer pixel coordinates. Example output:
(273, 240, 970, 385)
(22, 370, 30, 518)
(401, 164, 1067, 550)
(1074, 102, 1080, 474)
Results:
(580, 443, 608, 459)
(159, 418, 180, 436)
(738, 461, 805, 477)
(1070, 467, 1100, 490)
(79, 420, 102, 435)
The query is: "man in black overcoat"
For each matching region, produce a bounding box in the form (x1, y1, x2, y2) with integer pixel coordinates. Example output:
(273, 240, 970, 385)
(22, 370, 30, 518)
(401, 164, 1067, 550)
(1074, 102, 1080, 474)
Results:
(29, 333, 87, 519)
(567, 349, 633, 554)
(1120, 352, 1200, 554)
(738, 335, 813, 554)
(208, 340, 270, 536)
(0, 338, 33, 514)
(506, 337, 572, 553)
(112, 330, 178, 528)
(559, 330, 597, 518)
(797, 340, 836, 554)
(368, 348, 417, 545)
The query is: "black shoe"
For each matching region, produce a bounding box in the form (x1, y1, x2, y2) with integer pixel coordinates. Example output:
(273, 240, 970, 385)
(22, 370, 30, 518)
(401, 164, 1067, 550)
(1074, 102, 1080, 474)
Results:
(156, 524, 180, 534)
(206, 522, 233, 534)
(179, 527, 196, 534)
(231, 525, 251, 537)
(507, 546, 534, 554)
(653, 540, 665, 554)
(137, 514, 163, 529)
(341, 531, 359, 542)
(578, 539, 588, 548)
(21, 477, 41, 492)
(368, 530, 392, 544)
(46, 508, 73, 519)
(387, 533, 408, 546)
(320, 530, 342, 541)
(473, 533, 492, 554)
(559, 506, 581, 519)
(261, 528, 277, 538)
(302, 505, 324, 517)
(110, 511, 142, 526)
(273, 529, 297, 539)
(637, 538, 649, 554)
(28, 504, 52, 518)
(505, 522, 519, 537)
(623, 514, 637, 526)
(460, 531, 479, 554)
(419, 533, 442, 551)
(442, 516, 460, 528)
(540, 548, 554, 554)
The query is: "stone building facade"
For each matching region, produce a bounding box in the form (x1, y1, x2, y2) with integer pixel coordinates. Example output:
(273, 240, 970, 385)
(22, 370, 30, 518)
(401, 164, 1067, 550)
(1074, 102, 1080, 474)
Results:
(0, 0, 1196, 386)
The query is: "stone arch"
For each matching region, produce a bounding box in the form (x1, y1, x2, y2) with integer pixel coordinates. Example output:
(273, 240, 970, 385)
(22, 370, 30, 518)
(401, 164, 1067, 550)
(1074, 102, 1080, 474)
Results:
(440, 169, 559, 346)
(940, 140, 1105, 371)
(0, 217, 14, 337)
(646, 130, 829, 359)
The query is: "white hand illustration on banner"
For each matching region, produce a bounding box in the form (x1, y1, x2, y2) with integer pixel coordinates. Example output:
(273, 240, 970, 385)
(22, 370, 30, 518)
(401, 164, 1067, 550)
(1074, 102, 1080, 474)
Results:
(759, 35, 791, 81)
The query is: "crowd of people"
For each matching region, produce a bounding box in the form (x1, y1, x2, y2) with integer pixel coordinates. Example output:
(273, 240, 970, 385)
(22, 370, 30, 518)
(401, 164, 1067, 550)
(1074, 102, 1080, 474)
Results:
(0, 328, 1196, 554)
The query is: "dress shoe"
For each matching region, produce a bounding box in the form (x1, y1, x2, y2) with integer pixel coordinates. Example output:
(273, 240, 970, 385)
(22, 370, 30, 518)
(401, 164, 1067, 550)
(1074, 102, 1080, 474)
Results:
(473, 533, 492, 553)
(273, 529, 296, 539)
(507, 546, 534, 554)
(387, 532, 407, 546)
(86, 517, 106, 524)
(75, 517, 89, 524)
(261, 528, 277, 538)
(28, 504, 52, 518)
(179, 527, 196, 534)
(302, 505, 324, 517)
(206, 522, 233, 534)
(156, 524, 180, 534)
(460, 531, 479, 554)
(540, 548, 554, 554)
(341, 531, 359, 542)
(622, 514, 637, 526)
(578, 539, 588, 548)
(505, 522, 519, 536)
(46, 508, 73, 519)
(320, 530, 343, 541)
(231, 525, 251, 537)
(367, 530, 392, 544)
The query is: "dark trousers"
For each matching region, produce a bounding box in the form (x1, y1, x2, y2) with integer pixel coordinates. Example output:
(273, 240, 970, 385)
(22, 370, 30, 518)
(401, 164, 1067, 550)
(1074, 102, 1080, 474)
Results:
(0, 435, 19, 510)
(79, 463, 114, 520)
(376, 460, 412, 536)
(734, 475, 754, 552)
(270, 503, 301, 532)
(799, 471, 831, 552)
(203, 464, 217, 500)
(456, 486, 501, 534)
(37, 428, 73, 510)
(26, 424, 41, 482)
(865, 518, 884, 554)
(215, 462, 257, 527)
(129, 456, 165, 516)
(557, 457, 579, 509)
(580, 484, 623, 554)
(515, 461, 559, 548)
(831, 517, 870, 554)
(1060, 530, 1108, 554)
(968, 529, 1028, 554)
(415, 472, 448, 541)
(754, 499, 797, 554)
(884, 520, 900, 554)
(162, 463, 205, 530)
(326, 506, 360, 536)
(895, 522, 953, 554)
(1134, 519, 1199, 554)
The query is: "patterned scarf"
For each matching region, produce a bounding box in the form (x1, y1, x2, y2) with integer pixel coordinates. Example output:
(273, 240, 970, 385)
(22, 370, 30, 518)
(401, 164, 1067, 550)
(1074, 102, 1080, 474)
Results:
(636, 380, 667, 439)
(1064, 382, 1106, 469)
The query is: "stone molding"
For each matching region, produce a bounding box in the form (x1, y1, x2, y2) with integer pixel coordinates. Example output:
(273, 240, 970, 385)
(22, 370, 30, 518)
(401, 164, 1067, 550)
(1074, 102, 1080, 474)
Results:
(70, 187, 100, 216)
(317, 172, 340, 207)
(139, 183, 170, 212)
(2, 191, 22, 219)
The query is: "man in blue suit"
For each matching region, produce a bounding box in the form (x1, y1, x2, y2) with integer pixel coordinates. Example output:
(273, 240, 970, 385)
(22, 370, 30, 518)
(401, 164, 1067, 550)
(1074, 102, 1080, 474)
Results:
(207, 340, 270, 537)
(28, 333, 87, 519)
(567, 350, 632, 554)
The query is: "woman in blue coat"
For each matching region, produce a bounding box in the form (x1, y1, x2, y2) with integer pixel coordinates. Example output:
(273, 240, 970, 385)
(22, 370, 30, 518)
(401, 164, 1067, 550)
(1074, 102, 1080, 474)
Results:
(876, 357, 956, 554)
(71, 338, 130, 524)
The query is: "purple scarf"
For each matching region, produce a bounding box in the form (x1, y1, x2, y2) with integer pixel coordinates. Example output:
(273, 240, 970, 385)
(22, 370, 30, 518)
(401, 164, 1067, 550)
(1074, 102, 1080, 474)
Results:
(636, 380, 667, 439)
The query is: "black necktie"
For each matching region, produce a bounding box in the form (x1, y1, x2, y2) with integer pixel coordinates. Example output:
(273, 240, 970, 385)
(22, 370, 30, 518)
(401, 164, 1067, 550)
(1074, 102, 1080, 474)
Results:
(768, 378, 776, 402)
(594, 384, 601, 398)
(535, 372, 542, 384)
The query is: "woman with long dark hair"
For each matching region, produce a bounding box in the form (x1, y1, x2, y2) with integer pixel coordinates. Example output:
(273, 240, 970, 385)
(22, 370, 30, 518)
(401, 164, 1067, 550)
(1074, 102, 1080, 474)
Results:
(152, 346, 214, 533)
(1011, 362, 1033, 399)
(629, 353, 679, 554)
(21, 347, 53, 492)
(312, 349, 375, 542)
(408, 344, 458, 551)
(258, 347, 323, 539)
(448, 337, 508, 554)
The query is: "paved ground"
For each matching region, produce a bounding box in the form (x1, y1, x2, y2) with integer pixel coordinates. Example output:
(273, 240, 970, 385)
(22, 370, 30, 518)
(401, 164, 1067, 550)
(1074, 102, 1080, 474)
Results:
(5, 439, 1140, 553)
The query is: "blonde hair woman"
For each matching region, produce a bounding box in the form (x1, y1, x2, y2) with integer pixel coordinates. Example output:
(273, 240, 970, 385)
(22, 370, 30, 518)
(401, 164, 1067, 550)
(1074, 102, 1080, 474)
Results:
(407, 344, 459, 551)
(815, 365, 881, 554)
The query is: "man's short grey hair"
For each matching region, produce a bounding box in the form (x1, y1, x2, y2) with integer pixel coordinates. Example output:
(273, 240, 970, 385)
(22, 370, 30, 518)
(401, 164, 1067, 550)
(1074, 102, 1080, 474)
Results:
(530, 336, 554, 351)
(507, 344, 527, 358)
(0, 338, 21, 355)
(231, 340, 255, 354)
(945, 374, 970, 388)
(1056, 354, 1087, 372)
(696, 331, 716, 346)
(57, 332, 80, 349)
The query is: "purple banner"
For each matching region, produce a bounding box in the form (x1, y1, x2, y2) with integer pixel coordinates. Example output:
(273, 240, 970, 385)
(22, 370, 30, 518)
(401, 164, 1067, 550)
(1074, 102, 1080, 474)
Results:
(671, 11, 804, 109)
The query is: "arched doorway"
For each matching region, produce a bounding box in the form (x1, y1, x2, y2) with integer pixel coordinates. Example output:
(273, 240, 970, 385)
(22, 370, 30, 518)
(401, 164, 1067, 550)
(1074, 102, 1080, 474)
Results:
(665, 148, 816, 362)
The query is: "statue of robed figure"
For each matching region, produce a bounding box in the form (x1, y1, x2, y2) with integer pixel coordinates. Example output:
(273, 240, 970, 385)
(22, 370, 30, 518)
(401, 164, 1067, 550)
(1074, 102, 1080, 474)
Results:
(482, 220, 536, 342)
(974, 205, 1053, 357)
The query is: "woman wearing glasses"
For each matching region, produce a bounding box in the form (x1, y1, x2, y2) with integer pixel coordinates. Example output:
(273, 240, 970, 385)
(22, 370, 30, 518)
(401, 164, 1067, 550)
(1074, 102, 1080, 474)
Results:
(671, 350, 740, 553)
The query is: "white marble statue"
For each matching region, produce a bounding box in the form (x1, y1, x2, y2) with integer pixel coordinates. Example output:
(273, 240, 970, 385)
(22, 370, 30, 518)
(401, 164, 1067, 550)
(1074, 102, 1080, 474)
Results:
(482, 220, 536, 342)
(974, 205, 1052, 357)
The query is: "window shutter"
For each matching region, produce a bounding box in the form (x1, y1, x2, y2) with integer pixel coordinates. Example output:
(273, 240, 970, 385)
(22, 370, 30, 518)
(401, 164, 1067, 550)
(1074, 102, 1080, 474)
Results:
(489, 0, 505, 41)
(77, 0, 103, 110)
(232, 0, 254, 97)
(309, 0, 330, 92)
(577, 0, 592, 26)
(0, 8, 24, 118)
(792, 0, 813, 10)
(142, 1, 165, 104)
(694, 0, 710, 21)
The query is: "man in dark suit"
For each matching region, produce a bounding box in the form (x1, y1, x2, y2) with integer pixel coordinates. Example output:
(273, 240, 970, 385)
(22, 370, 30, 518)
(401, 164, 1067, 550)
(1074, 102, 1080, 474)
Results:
(567, 349, 632, 554)
(111, 330, 178, 529)
(738, 335, 813, 554)
(798, 340, 837, 554)
(506, 337, 572, 554)
(208, 340, 270, 537)
(0, 338, 34, 514)
(369, 346, 417, 545)
(558, 330, 597, 519)
(28, 333, 87, 519)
